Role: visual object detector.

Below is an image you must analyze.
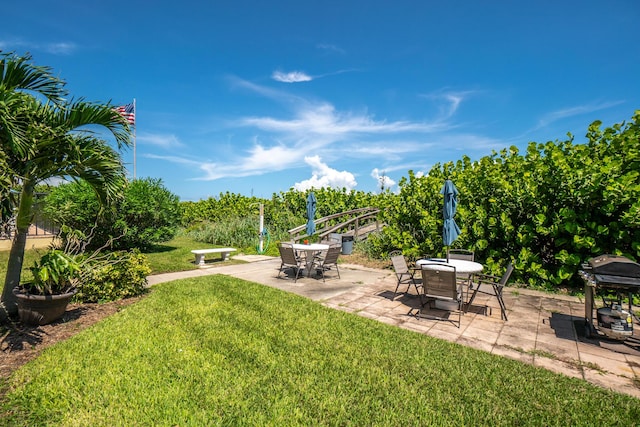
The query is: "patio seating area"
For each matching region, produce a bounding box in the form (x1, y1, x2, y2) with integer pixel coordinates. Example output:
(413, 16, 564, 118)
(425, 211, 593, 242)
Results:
(148, 255, 640, 399)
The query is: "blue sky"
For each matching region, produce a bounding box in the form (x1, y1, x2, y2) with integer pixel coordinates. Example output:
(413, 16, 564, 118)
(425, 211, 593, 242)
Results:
(2, 0, 639, 201)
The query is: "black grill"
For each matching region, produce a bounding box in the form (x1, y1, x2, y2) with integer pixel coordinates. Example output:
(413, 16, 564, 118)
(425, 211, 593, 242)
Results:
(580, 255, 640, 340)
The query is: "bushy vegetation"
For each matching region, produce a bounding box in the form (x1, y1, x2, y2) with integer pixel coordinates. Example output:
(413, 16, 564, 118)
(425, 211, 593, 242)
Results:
(43, 178, 181, 251)
(382, 111, 640, 289)
(75, 250, 151, 303)
(178, 112, 640, 291)
(181, 187, 387, 252)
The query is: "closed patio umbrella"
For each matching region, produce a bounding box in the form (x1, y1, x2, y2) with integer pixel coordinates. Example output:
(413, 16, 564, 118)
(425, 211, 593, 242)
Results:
(441, 179, 461, 261)
(305, 191, 317, 237)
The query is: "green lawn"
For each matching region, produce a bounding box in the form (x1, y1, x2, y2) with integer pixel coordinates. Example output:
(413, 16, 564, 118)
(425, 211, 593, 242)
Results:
(3, 276, 639, 425)
(1, 237, 639, 425)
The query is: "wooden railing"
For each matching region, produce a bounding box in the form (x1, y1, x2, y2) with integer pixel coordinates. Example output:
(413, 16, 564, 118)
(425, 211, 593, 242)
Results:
(288, 207, 383, 243)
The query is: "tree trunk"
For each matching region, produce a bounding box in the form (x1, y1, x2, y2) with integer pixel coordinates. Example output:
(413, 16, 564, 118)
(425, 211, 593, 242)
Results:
(1, 181, 34, 321)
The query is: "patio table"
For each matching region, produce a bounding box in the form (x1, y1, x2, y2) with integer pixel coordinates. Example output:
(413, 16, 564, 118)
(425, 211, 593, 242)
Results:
(416, 258, 483, 275)
(292, 243, 329, 277)
(417, 258, 484, 308)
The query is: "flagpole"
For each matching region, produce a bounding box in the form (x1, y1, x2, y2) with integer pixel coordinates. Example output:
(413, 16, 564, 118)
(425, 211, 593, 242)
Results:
(133, 98, 137, 180)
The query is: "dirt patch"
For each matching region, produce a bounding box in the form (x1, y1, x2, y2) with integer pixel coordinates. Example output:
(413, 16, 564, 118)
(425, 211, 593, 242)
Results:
(342, 252, 391, 270)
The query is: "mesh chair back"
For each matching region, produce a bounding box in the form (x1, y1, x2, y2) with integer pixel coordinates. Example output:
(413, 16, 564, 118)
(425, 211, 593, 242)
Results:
(391, 254, 410, 276)
(279, 245, 298, 265)
(421, 263, 458, 300)
(323, 246, 341, 264)
(447, 249, 475, 261)
(499, 263, 515, 286)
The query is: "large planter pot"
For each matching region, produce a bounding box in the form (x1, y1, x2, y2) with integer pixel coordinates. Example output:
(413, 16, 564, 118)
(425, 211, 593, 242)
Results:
(13, 288, 77, 326)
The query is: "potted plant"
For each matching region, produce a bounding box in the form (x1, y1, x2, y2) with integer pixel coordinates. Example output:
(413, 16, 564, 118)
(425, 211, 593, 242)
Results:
(13, 249, 80, 325)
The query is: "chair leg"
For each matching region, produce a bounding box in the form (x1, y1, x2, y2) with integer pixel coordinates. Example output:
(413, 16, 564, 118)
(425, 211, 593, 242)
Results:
(277, 263, 284, 279)
(494, 285, 508, 320)
(465, 287, 479, 313)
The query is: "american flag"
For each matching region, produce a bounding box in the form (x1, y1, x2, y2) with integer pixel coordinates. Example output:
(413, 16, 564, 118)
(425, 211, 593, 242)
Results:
(115, 102, 135, 125)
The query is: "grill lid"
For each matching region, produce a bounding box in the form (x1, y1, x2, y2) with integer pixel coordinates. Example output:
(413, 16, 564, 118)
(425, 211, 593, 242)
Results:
(587, 255, 640, 278)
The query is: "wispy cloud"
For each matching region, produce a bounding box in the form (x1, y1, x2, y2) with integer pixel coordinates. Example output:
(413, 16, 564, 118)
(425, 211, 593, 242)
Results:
(138, 132, 185, 149)
(316, 43, 346, 55)
(150, 80, 489, 185)
(240, 102, 450, 136)
(272, 70, 312, 83)
(271, 68, 358, 83)
(0, 38, 77, 55)
(420, 89, 479, 120)
(534, 100, 624, 130)
(294, 156, 357, 191)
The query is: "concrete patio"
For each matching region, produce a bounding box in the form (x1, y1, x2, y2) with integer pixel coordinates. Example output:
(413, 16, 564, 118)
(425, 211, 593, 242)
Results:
(147, 255, 640, 399)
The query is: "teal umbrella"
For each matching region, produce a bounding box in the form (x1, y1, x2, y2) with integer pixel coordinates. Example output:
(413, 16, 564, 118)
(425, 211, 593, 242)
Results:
(441, 180, 461, 260)
(305, 192, 317, 236)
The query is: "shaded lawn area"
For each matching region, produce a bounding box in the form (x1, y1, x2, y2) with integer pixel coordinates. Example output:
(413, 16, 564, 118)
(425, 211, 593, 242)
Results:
(2, 275, 639, 426)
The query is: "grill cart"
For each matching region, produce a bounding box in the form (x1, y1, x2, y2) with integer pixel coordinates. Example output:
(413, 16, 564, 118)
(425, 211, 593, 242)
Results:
(579, 255, 640, 341)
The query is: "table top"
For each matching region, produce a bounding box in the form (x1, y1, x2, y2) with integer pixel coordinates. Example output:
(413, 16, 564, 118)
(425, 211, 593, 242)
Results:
(292, 243, 330, 251)
(416, 258, 483, 274)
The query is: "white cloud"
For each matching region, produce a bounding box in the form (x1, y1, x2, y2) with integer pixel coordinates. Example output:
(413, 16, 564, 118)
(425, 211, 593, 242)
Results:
(272, 70, 312, 83)
(316, 43, 346, 55)
(241, 102, 449, 137)
(420, 89, 478, 120)
(0, 38, 77, 55)
(148, 80, 493, 186)
(46, 42, 76, 55)
(138, 133, 184, 149)
(294, 156, 357, 191)
(371, 168, 396, 191)
(535, 100, 624, 130)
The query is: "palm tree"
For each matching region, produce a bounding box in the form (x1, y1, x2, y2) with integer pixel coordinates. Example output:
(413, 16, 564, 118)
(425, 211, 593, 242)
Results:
(1, 53, 132, 319)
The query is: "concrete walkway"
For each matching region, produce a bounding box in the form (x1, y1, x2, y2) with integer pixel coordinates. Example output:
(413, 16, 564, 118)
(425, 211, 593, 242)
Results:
(148, 255, 640, 399)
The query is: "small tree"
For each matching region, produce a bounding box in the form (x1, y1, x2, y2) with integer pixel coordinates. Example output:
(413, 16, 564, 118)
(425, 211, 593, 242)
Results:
(0, 53, 131, 318)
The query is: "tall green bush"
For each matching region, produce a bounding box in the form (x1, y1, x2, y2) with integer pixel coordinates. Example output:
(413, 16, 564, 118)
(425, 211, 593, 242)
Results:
(381, 111, 640, 289)
(43, 178, 181, 251)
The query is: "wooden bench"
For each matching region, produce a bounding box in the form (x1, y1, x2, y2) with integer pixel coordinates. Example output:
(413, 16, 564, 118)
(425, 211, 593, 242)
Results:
(191, 248, 237, 266)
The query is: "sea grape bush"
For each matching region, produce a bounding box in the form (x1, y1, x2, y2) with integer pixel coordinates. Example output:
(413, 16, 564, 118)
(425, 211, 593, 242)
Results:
(178, 113, 638, 289)
(380, 111, 640, 289)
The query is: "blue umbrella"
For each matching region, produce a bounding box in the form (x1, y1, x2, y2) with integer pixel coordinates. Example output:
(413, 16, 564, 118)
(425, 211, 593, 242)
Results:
(305, 191, 317, 237)
(440, 180, 461, 260)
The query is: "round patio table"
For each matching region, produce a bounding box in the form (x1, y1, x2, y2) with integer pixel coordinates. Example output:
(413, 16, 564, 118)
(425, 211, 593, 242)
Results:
(416, 258, 483, 274)
(292, 243, 329, 276)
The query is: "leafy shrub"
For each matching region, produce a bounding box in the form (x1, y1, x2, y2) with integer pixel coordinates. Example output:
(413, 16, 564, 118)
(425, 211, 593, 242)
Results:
(357, 231, 396, 260)
(43, 178, 181, 251)
(75, 250, 151, 303)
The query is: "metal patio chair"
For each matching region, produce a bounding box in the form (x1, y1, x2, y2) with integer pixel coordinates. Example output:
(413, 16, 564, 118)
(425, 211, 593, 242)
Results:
(313, 245, 341, 282)
(447, 248, 475, 261)
(389, 250, 422, 300)
(277, 243, 304, 282)
(418, 263, 463, 328)
(466, 263, 514, 320)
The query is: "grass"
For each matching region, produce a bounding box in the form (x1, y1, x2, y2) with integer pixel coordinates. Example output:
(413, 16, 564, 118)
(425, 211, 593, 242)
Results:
(3, 276, 639, 426)
(144, 234, 283, 274)
(1, 236, 639, 424)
